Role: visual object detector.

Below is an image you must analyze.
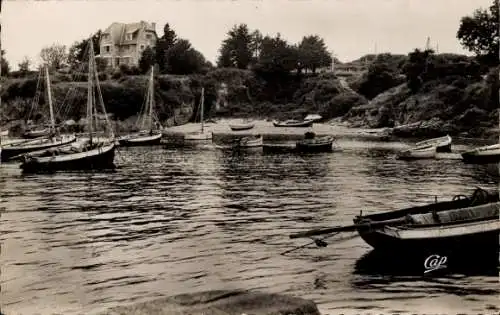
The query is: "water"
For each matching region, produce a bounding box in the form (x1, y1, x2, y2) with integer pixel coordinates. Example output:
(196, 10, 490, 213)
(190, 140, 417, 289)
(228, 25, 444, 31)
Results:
(1, 140, 498, 315)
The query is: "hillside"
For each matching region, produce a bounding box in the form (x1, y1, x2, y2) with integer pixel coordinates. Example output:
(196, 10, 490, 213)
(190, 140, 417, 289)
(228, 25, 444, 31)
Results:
(0, 52, 498, 139)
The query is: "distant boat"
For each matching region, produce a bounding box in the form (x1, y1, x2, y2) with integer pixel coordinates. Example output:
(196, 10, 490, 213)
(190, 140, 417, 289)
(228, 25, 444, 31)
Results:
(415, 135, 452, 153)
(304, 114, 322, 122)
(185, 87, 213, 141)
(461, 143, 500, 164)
(236, 134, 263, 148)
(272, 119, 313, 128)
(396, 145, 436, 160)
(118, 66, 162, 147)
(296, 132, 335, 153)
(229, 119, 255, 131)
(290, 188, 499, 257)
(20, 39, 116, 173)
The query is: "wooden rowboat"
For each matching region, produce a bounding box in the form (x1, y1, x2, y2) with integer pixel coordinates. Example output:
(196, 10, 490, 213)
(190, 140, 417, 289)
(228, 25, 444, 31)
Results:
(229, 121, 255, 131)
(461, 143, 500, 164)
(296, 132, 335, 153)
(118, 130, 162, 147)
(289, 188, 499, 258)
(415, 135, 452, 153)
(396, 145, 436, 160)
(272, 119, 313, 128)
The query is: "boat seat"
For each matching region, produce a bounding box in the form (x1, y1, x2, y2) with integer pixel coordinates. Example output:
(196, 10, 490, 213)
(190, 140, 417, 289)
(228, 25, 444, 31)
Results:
(409, 202, 499, 225)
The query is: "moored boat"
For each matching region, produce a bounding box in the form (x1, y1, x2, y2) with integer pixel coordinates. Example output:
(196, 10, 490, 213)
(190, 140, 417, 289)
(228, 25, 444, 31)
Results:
(304, 114, 322, 122)
(295, 132, 335, 153)
(20, 39, 116, 173)
(117, 66, 163, 147)
(289, 188, 499, 258)
(185, 87, 213, 142)
(22, 128, 50, 139)
(272, 119, 313, 128)
(396, 145, 436, 160)
(1, 66, 76, 162)
(229, 120, 255, 131)
(461, 143, 500, 164)
(236, 134, 263, 148)
(415, 135, 452, 153)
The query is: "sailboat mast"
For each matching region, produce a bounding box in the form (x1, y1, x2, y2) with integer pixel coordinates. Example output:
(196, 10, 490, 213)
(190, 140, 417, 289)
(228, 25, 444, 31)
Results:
(45, 66, 56, 134)
(87, 40, 94, 144)
(200, 87, 204, 133)
(149, 66, 154, 131)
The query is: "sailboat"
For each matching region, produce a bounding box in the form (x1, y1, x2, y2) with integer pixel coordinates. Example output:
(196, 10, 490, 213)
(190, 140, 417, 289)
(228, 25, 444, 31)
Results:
(184, 87, 212, 141)
(1, 66, 76, 162)
(118, 66, 163, 146)
(19, 39, 116, 173)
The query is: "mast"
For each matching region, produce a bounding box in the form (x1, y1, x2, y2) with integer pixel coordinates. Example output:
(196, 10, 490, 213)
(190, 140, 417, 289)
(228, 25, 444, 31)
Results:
(200, 87, 204, 133)
(87, 39, 94, 145)
(45, 66, 56, 135)
(149, 65, 154, 131)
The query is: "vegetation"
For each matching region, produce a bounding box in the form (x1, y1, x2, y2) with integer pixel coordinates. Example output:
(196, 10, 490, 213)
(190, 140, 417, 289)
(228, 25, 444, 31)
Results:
(1, 0, 498, 139)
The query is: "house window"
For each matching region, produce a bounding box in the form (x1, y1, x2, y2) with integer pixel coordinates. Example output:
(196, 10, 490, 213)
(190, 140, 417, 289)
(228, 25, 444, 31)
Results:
(146, 34, 152, 39)
(126, 33, 133, 40)
(105, 46, 110, 53)
(140, 45, 144, 50)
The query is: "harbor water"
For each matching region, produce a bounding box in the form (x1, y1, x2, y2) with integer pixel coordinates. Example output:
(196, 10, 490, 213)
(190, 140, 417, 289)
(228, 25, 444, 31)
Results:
(1, 139, 498, 314)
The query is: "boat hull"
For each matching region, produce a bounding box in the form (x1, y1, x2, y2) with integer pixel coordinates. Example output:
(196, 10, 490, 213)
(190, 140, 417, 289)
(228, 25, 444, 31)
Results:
(397, 147, 436, 160)
(1, 135, 77, 162)
(356, 222, 499, 257)
(416, 135, 452, 153)
(296, 137, 334, 153)
(22, 129, 50, 139)
(20, 143, 116, 173)
(118, 132, 162, 147)
(184, 132, 213, 141)
(462, 152, 500, 164)
(273, 120, 313, 128)
(229, 124, 255, 131)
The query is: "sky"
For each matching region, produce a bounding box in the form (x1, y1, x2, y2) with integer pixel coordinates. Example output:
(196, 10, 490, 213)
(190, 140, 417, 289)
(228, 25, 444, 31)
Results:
(2, 0, 494, 70)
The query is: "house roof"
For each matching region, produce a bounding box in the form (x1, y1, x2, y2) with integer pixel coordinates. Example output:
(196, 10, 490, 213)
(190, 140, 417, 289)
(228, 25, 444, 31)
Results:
(102, 21, 156, 45)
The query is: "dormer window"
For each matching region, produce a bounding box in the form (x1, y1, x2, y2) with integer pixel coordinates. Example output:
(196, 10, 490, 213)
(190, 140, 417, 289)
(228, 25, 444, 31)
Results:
(126, 33, 133, 40)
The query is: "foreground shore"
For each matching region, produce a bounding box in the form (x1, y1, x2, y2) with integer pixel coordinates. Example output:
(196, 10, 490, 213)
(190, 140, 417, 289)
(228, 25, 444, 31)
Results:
(95, 290, 321, 315)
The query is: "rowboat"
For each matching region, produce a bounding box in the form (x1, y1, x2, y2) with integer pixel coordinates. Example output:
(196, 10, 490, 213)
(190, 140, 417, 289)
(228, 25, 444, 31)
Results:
(289, 188, 499, 258)
(461, 143, 500, 164)
(218, 135, 263, 150)
(229, 120, 255, 131)
(237, 134, 263, 148)
(396, 145, 436, 160)
(296, 132, 335, 153)
(415, 135, 452, 153)
(118, 131, 162, 146)
(272, 119, 313, 128)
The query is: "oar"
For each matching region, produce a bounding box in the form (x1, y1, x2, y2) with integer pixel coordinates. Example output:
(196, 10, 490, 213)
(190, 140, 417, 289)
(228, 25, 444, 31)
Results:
(289, 217, 408, 239)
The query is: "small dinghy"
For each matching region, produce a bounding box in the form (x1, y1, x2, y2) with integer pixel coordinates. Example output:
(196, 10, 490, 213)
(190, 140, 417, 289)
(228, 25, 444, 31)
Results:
(415, 135, 452, 153)
(296, 132, 335, 153)
(272, 119, 313, 128)
(229, 119, 255, 131)
(461, 143, 500, 164)
(289, 188, 499, 258)
(396, 145, 436, 160)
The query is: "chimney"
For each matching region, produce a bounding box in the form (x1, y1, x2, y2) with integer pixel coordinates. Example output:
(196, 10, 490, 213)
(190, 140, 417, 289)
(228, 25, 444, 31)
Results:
(151, 22, 156, 31)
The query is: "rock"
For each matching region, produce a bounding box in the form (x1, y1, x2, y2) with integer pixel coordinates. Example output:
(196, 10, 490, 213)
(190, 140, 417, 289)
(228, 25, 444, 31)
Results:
(95, 290, 321, 315)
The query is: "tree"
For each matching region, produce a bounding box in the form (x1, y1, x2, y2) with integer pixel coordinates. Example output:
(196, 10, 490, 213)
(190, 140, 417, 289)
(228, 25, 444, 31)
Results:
(457, 0, 499, 66)
(297, 35, 332, 73)
(138, 46, 156, 74)
(155, 23, 177, 73)
(402, 48, 435, 92)
(217, 24, 253, 69)
(1, 50, 10, 75)
(164, 39, 206, 75)
(68, 30, 102, 70)
(255, 34, 299, 74)
(18, 56, 31, 73)
(40, 44, 68, 70)
(249, 30, 263, 62)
